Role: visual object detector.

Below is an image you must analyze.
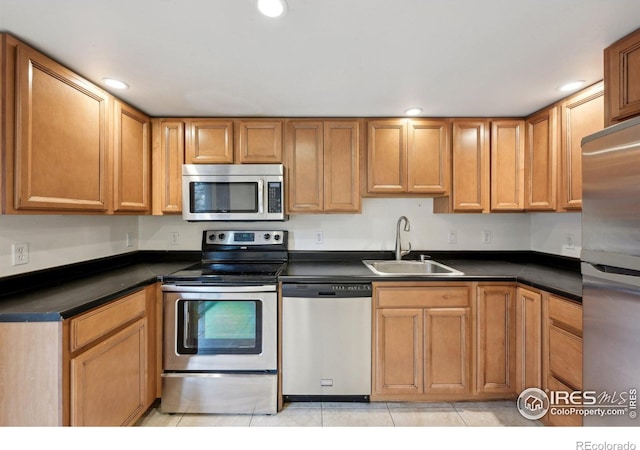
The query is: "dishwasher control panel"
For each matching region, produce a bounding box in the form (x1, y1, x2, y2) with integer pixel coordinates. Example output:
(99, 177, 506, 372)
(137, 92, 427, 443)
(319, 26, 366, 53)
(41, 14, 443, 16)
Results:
(282, 283, 372, 298)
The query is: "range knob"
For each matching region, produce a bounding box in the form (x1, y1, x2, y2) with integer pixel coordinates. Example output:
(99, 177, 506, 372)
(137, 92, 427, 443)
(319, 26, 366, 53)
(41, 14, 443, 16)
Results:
(208, 233, 217, 241)
(273, 234, 281, 241)
(263, 233, 271, 240)
(218, 233, 226, 240)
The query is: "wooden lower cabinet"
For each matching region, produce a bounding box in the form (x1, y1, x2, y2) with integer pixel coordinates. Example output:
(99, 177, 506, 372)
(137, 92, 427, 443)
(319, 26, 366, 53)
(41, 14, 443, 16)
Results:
(515, 286, 543, 392)
(475, 284, 517, 395)
(70, 318, 147, 426)
(372, 282, 471, 401)
(541, 294, 583, 427)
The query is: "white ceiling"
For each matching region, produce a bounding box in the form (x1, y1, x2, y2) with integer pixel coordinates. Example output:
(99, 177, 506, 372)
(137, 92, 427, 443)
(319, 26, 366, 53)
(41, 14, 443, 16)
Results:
(1, 0, 640, 118)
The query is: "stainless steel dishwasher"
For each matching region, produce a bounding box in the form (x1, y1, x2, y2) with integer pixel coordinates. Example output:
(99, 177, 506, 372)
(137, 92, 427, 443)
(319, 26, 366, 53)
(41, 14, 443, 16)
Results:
(282, 283, 372, 402)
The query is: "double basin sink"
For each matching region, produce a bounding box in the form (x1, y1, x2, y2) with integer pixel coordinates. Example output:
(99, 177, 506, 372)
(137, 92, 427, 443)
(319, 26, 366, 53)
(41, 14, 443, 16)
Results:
(362, 259, 464, 276)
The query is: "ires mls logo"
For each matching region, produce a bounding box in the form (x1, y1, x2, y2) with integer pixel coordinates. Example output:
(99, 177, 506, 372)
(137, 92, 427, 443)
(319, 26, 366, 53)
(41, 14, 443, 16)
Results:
(517, 387, 638, 421)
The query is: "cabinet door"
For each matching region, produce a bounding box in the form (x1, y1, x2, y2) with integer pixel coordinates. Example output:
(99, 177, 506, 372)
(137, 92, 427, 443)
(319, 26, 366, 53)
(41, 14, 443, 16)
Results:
(374, 308, 423, 395)
(14, 44, 110, 211)
(491, 120, 525, 211)
(236, 120, 283, 163)
(151, 119, 184, 214)
(285, 120, 324, 212)
(559, 82, 604, 211)
(70, 318, 147, 426)
(525, 106, 558, 211)
(424, 308, 470, 394)
(605, 28, 640, 125)
(476, 285, 516, 394)
(366, 119, 407, 194)
(450, 119, 490, 212)
(113, 101, 150, 213)
(407, 119, 450, 194)
(185, 119, 234, 163)
(515, 287, 542, 392)
(323, 120, 360, 212)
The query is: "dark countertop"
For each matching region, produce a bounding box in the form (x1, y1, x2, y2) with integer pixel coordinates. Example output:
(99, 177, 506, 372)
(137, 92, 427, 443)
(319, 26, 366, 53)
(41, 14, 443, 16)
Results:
(0, 250, 582, 322)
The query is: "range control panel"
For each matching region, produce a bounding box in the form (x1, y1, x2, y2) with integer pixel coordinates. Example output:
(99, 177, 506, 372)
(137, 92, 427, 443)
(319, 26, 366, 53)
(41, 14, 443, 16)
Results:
(204, 230, 286, 246)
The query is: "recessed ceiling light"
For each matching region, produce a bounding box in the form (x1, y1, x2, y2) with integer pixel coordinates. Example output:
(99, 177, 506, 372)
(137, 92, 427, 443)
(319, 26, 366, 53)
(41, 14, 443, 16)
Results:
(559, 80, 586, 92)
(102, 78, 129, 90)
(257, 0, 287, 18)
(404, 107, 423, 116)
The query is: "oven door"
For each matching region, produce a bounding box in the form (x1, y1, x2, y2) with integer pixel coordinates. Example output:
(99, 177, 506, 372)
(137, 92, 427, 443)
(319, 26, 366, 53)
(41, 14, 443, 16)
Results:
(163, 285, 277, 371)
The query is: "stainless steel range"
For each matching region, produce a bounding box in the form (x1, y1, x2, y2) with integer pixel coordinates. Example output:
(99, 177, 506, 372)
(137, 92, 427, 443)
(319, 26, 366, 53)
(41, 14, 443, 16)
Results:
(161, 230, 287, 415)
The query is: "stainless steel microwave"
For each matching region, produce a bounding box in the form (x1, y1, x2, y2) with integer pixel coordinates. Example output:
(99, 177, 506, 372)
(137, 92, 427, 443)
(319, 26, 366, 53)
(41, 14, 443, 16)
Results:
(182, 164, 286, 221)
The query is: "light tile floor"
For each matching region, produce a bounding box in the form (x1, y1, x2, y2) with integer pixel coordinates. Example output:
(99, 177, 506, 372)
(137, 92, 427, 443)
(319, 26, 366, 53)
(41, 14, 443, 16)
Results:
(136, 400, 543, 427)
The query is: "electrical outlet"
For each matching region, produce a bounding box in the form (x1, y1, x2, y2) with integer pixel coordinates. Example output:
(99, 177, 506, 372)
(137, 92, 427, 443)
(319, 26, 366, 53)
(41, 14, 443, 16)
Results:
(566, 234, 575, 250)
(12, 242, 29, 266)
(482, 230, 491, 244)
(447, 230, 457, 244)
(170, 231, 179, 246)
(315, 231, 324, 244)
(126, 232, 134, 248)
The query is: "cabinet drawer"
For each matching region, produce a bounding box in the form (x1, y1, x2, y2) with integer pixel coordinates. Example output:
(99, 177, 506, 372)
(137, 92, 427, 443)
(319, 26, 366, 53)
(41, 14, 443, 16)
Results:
(548, 325, 582, 389)
(545, 376, 583, 426)
(376, 286, 470, 308)
(70, 289, 147, 353)
(548, 295, 582, 334)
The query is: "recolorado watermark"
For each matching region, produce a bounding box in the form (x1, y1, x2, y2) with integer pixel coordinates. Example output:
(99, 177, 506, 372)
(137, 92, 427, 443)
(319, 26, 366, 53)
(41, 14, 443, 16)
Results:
(516, 387, 638, 421)
(576, 442, 636, 450)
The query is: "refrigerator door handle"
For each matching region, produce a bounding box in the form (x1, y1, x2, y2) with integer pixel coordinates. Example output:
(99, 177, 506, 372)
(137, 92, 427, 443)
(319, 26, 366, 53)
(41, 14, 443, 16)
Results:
(582, 262, 640, 288)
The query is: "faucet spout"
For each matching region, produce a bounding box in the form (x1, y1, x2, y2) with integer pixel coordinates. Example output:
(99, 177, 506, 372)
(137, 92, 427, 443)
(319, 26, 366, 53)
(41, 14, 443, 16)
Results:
(395, 216, 411, 260)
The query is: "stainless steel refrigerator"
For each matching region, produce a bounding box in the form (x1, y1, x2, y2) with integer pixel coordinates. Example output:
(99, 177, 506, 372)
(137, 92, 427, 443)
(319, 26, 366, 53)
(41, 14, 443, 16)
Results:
(581, 115, 640, 426)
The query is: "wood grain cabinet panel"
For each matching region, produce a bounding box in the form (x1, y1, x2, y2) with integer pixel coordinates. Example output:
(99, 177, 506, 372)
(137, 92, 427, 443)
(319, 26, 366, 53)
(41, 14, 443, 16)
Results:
(490, 120, 525, 211)
(70, 318, 147, 426)
(366, 119, 450, 196)
(151, 120, 184, 214)
(286, 119, 360, 213)
(515, 287, 542, 392)
(450, 119, 490, 212)
(525, 106, 558, 211)
(185, 119, 234, 163)
(113, 101, 151, 213)
(236, 120, 283, 163)
(605, 27, 640, 125)
(559, 82, 604, 211)
(14, 43, 110, 212)
(476, 285, 516, 395)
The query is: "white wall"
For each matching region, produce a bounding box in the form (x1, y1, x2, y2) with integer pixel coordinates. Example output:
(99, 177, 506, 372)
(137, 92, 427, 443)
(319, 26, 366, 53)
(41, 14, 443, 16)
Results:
(0, 215, 139, 277)
(0, 200, 582, 278)
(138, 198, 531, 252)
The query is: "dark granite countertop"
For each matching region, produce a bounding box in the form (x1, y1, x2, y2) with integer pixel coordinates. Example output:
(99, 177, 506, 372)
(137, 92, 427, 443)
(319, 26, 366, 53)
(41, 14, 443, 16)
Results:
(0, 250, 582, 322)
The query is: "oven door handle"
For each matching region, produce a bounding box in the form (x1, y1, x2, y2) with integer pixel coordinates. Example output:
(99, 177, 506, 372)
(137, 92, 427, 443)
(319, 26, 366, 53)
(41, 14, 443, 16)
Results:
(162, 284, 276, 293)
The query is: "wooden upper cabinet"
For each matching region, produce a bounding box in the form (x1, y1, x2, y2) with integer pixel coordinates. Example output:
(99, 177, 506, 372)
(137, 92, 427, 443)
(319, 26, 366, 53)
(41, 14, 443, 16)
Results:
(286, 119, 360, 213)
(323, 120, 360, 212)
(491, 120, 525, 211)
(286, 120, 324, 212)
(604, 27, 640, 125)
(113, 101, 150, 213)
(151, 119, 184, 214)
(185, 119, 234, 163)
(525, 106, 558, 211)
(407, 120, 450, 194)
(14, 43, 110, 212)
(366, 119, 407, 194)
(236, 120, 283, 163)
(450, 119, 490, 213)
(366, 119, 450, 196)
(559, 82, 604, 211)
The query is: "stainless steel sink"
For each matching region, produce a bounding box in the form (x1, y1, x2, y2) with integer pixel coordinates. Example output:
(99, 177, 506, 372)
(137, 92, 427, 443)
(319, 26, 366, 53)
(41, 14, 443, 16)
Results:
(362, 259, 464, 276)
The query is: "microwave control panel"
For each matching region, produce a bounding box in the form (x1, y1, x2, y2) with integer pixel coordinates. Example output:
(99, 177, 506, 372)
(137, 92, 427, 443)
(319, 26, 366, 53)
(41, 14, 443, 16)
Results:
(267, 182, 283, 213)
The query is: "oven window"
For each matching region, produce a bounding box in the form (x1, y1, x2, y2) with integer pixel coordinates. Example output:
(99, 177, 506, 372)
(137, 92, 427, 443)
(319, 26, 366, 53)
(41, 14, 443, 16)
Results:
(190, 182, 258, 213)
(177, 300, 263, 355)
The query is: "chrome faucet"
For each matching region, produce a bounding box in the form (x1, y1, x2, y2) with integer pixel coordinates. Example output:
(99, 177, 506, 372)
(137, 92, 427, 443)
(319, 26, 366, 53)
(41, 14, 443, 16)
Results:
(395, 216, 411, 260)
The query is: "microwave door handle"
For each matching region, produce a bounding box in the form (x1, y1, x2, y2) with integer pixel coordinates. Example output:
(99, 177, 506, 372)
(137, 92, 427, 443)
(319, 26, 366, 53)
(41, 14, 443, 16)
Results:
(257, 179, 264, 214)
